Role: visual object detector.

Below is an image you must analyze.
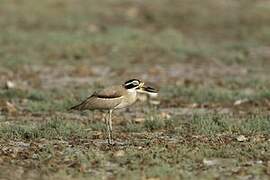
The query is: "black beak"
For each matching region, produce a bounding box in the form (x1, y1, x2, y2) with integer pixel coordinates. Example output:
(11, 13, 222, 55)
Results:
(141, 86, 158, 93)
(137, 86, 158, 97)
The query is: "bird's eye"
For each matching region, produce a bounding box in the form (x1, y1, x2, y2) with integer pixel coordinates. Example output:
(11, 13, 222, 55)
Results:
(132, 80, 139, 86)
(124, 79, 141, 89)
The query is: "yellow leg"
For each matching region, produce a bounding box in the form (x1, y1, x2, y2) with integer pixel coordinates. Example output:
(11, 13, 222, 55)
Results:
(109, 110, 113, 140)
(105, 111, 112, 144)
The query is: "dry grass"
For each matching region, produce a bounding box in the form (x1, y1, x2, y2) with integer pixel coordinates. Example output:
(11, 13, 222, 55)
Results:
(1, 0, 270, 179)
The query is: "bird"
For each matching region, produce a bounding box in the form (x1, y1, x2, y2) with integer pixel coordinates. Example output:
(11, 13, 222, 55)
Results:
(69, 79, 158, 144)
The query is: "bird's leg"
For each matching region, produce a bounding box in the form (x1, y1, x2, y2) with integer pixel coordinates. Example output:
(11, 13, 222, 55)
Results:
(105, 111, 112, 145)
(109, 110, 113, 140)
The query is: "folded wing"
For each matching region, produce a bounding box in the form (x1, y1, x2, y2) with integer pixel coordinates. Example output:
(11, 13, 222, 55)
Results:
(70, 86, 125, 110)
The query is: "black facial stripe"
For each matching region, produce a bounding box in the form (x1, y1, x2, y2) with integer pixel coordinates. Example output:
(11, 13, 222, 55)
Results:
(125, 79, 140, 85)
(125, 84, 138, 89)
(144, 86, 157, 93)
(126, 82, 138, 86)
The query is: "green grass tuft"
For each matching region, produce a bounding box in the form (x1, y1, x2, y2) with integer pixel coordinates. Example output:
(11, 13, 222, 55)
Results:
(0, 117, 87, 140)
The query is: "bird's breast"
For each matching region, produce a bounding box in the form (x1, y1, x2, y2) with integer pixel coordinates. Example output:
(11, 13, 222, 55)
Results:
(114, 90, 137, 109)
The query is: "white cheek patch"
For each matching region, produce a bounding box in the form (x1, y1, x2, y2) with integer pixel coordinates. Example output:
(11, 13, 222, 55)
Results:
(127, 88, 136, 93)
(130, 81, 139, 87)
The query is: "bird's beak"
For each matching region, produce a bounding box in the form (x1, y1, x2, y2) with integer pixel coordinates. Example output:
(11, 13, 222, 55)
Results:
(137, 84, 158, 97)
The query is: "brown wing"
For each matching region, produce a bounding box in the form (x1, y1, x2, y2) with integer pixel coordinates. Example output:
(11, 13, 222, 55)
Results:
(70, 86, 125, 111)
(92, 86, 125, 99)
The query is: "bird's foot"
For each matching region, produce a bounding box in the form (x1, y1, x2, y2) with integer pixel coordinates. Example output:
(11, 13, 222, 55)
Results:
(107, 139, 113, 145)
(107, 139, 130, 146)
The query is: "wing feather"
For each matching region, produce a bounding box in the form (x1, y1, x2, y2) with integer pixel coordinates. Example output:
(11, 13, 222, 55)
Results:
(70, 85, 125, 110)
(92, 86, 124, 98)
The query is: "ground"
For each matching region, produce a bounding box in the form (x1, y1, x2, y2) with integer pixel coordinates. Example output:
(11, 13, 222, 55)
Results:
(0, 0, 270, 179)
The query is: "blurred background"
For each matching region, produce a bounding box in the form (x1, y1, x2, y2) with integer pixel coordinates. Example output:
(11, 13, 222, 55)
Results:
(1, 0, 270, 111)
(0, 0, 270, 179)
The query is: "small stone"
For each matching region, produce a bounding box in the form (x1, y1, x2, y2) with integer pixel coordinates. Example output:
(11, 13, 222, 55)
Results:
(114, 150, 125, 157)
(234, 99, 249, 106)
(134, 117, 145, 123)
(160, 112, 171, 119)
(0, 101, 17, 115)
(203, 159, 219, 166)
(237, 135, 247, 142)
(5, 80, 16, 89)
(91, 132, 103, 139)
(256, 160, 263, 164)
(15, 142, 30, 148)
(189, 103, 199, 108)
(32, 154, 38, 159)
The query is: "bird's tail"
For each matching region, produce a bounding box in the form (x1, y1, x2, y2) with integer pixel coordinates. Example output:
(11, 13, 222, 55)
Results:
(69, 97, 91, 111)
(69, 102, 84, 111)
(69, 95, 93, 111)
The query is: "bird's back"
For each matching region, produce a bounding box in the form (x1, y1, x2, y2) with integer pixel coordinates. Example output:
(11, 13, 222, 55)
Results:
(70, 85, 127, 111)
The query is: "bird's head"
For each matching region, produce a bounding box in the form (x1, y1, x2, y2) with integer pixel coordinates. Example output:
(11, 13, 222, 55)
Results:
(123, 79, 143, 90)
(123, 79, 158, 97)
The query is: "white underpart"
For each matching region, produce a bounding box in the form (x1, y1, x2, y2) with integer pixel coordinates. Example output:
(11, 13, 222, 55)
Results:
(127, 88, 137, 93)
(114, 88, 137, 109)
